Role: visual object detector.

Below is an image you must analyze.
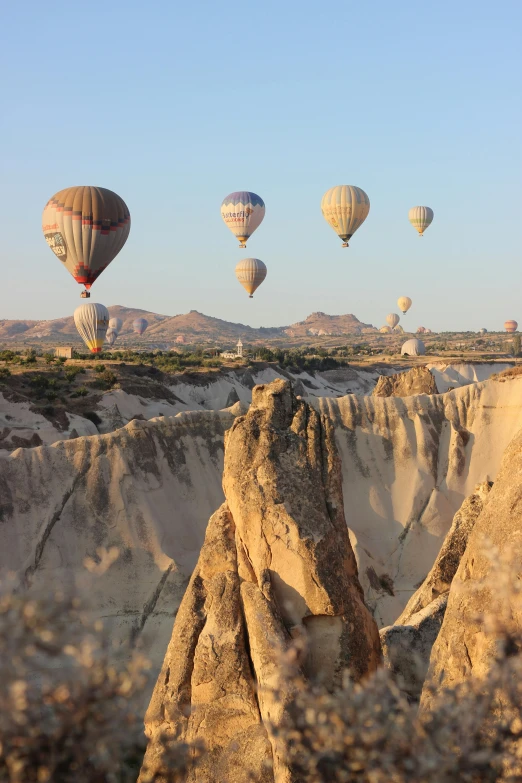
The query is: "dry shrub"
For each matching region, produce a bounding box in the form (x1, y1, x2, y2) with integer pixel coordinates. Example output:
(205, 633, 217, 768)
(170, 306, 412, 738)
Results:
(0, 556, 193, 783)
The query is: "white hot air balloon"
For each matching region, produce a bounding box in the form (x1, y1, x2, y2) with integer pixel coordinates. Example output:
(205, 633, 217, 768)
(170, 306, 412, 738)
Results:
(321, 185, 370, 247)
(235, 258, 267, 298)
(109, 317, 123, 333)
(386, 313, 400, 329)
(74, 303, 109, 353)
(221, 191, 265, 248)
(105, 328, 118, 346)
(401, 338, 426, 356)
(408, 206, 434, 236)
(397, 296, 412, 314)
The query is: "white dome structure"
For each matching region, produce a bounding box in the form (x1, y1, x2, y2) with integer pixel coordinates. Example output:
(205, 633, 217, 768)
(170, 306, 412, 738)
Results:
(401, 338, 426, 356)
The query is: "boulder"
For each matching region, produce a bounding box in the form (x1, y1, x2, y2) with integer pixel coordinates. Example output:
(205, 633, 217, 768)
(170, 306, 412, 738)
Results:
(372, 365, 438, 397)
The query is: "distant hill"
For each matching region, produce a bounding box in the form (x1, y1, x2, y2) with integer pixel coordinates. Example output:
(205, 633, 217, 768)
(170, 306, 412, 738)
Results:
(0, 307, 376, 347)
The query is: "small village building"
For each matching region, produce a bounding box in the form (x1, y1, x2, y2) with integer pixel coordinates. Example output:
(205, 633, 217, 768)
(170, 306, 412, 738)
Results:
(221, 339, 244, 360)
(55, 347, 73, 359)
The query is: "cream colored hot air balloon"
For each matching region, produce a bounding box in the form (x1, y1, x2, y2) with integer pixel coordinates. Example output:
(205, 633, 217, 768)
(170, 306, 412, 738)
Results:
(109, 317, 123, 333)
(221, 192, 265, 248)
(105, 328, 118, 346)
(505, 320, 518, 333)
(401, 338, 426, 356)
(397, 296, 412, 314)
(408, 206, 433, 236)
(42, 186, 130, 296)
(386, 313, 400, 329)
(74, 303, 109, 353)
(235, 258, 267, 298)
(380, 325, 392, 333)
(321, 185, 370, 247)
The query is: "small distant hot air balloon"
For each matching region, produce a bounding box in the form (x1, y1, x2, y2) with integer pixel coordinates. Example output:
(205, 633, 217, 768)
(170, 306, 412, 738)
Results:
(417, 326, 426, 334)
(505, 320, 518, 333)
(74, 303, 109, 353)
(109, 317, 123, 333)
(105, 328, 118, 346)
(386, 313, 400, 329)
(479, 328, 488, 335)
(408, 206, 433, 236)
(401, 338, 426, 356)
(133, 318, 148, 336)
(221, 192, 265, 248)
(380, 325, 392, 333)
(398, 296, 412, 314)
(235, 258, 267, 298)
(42, 186, 130, 297)
(321, 185, 370, 247)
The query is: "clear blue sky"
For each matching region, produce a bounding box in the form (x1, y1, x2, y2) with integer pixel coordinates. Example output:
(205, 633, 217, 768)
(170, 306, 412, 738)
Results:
(1, 0, 520, 331)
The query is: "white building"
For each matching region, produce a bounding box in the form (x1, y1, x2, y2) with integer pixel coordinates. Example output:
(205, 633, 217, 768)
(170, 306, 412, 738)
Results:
(221, 339, 244, 360)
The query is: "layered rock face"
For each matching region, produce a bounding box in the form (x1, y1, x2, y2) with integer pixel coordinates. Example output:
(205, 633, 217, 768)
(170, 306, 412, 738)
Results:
(372, 365, 438, 397)
(380, 482, 492, 701)
(140, 380, 380, 783)
(421, 429, 522, 709)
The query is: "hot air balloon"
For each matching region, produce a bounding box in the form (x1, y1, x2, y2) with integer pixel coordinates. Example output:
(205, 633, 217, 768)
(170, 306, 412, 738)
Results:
(235, 258, 267, 298)
(505, 320, 518, 333)
(133, 318, 148, 335)
(408, 206, 433, 236)
(479, 328, 488, 335)
(417, 326, 426, 334)
(386, 313, 400, 329)
(321, 185, 370, 247)
(401, 338, 426, 356)
(397, 296, 412, 314)
(380, 325, 392, 334)
(221, 192, 265, 248)
(74, 303, 109, 354)
(109, 317, 123, 333)
(105, 328, 118, 346)
(42, 186, 130, 297)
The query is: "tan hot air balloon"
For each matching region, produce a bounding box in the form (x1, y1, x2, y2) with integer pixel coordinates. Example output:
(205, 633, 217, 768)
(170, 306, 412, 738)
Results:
(408, 206, 433, 236)
(397, 296, 412, 314)
(321, 185, 370, 247)
(386, 313, 400, 329)
(235, 258, 267, 298)
(505, 320, 518, 333)
(42, 186, 130, 296)
(74, 303, 109, 353)
(380, 325, 392, 333)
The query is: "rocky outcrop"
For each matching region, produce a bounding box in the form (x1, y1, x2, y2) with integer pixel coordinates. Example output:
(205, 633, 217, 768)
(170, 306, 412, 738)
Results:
(372, 365, 438, 397)
(140, 380, 381, 782)
(379, 482, 492, 701)
(421, 428, 522, 710)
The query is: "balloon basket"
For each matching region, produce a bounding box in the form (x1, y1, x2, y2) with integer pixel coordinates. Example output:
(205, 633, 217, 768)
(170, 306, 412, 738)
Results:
(80, 291, 90, 298)
(342, 242, 349, 248)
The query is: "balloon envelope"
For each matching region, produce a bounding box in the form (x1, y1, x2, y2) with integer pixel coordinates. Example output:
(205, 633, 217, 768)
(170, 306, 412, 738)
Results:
(109, 317, 123, 333)
(235, 258, 267, 298)
(42, 186, 130, 290)
(386, 313, 400, 329)
(397, 296, 412, 314)
(379, 326, 392, 333)
(408, 206, 433, 236)
(401, 338, 426, 356)
(133, 318, 148, 335)
(74, 303, 109, 353)
(479, 328, 488, 335)
(505, 320, 518, 333)
(221, 192, 265, 248)
(105, 328, 118, 346)
(321, 185, 370, 246)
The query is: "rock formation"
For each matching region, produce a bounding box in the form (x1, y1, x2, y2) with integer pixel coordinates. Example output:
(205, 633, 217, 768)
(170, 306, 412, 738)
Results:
(372, 365, 438, 397)
(139, 380, 381, 782)
(421, 428, 522, 710)
(380, 482, 492, 700)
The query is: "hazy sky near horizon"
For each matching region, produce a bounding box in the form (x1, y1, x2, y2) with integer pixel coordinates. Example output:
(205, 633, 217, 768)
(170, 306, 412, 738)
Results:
(1, 0, 520, 332)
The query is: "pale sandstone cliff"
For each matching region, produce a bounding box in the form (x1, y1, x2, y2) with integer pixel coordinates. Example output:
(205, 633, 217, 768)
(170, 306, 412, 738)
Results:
(421, 428, 522, 710)
(139, 380, 380, 783)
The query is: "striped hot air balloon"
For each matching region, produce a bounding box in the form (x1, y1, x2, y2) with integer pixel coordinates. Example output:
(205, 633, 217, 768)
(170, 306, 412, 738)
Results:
(505, 320, 518, 333)
(380, 326, 392, 333)
(221, 191, 265, 248)
(42, 186, 130, 296)
(321, 185, 370, 247)
(74, 303, 109, 353)
(235, 258, 267, 298)
(408, 206, 434, 236)
(133, 318, 148, 335)
(397, 296, 412, 314)
(109, 317, 123, 333)
(386, 313, 400, 329)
